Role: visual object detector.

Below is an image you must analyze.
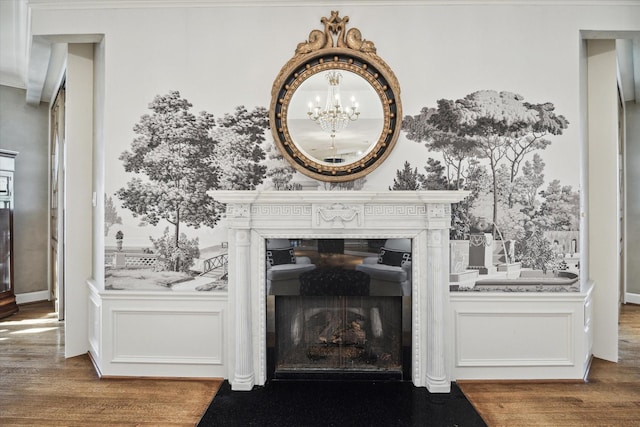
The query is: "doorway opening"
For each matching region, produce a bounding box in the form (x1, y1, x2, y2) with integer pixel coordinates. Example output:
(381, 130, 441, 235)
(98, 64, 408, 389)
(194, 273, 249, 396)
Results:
(50, 81, 65, 321)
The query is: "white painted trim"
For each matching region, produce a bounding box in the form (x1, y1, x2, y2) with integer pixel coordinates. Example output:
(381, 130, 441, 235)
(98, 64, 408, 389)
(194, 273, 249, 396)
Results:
(212, 190, 467, 392)
(450, 288, 593, 380)
(15, 290, 50, 304)
(620, 79, 629, 305)
(110, 308, 225, 365)
(625, 293, 640, 305)
(454, 311, 575, 367)
(27, 0, 640, 10)
(87, 283, 102, 365)
(63, 43, 94, 358)
(93, 283, 229, 378)
(25, 38, 51, 105)
(587, 39, 620, 363)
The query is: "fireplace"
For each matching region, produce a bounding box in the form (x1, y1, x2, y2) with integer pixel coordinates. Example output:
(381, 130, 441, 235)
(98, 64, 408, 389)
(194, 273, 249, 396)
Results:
(210, 190, 469, 392)
(267, 239, 411, 380)
(274, 295, 403, 379)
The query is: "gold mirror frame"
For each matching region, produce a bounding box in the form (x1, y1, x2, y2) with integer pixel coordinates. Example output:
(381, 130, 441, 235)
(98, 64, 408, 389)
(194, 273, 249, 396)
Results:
(270, 11, 402, 182)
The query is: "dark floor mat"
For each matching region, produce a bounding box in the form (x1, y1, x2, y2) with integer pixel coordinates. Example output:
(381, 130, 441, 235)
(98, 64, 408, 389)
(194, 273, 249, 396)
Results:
(198, 380, 487, 427)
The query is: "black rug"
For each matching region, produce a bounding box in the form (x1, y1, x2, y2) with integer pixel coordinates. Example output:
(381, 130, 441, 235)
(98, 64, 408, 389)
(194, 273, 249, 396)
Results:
(198, 380, 487, 427)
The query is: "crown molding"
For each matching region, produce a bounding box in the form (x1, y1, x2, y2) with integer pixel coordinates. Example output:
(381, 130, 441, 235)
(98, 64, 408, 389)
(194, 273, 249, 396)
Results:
(26, 0, 640, 10)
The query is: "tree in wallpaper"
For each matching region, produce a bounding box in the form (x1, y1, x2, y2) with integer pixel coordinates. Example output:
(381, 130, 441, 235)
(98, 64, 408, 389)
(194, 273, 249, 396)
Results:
(117, 91, 268, 272)
(212, 105, 268, 189)
(264, 140, 298, 190)
(390, 160, 471, 239)
(104, 195, 122, 237)
(401, 90, 577, 271)
(389, 161, 423, 190)
(389, 160, 449, 191)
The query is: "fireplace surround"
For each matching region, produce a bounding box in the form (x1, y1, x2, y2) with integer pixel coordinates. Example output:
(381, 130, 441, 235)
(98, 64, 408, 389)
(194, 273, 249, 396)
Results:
(211, 190, 468, 392)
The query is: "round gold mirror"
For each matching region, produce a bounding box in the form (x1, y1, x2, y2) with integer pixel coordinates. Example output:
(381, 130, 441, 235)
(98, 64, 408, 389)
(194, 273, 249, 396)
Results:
(270, 11, 402, 182)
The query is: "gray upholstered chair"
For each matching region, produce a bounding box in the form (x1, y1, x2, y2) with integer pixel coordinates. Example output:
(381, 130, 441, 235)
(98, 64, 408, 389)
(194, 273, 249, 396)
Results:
(355, 238, 412, 296)
(266, 238, 316, 295)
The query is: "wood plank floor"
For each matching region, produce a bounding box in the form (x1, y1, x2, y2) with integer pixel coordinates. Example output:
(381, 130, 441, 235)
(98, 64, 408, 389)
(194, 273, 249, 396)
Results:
(0, 301, 221, 426)
(459, 303, 640, 427)
(2, 301, 639, 426)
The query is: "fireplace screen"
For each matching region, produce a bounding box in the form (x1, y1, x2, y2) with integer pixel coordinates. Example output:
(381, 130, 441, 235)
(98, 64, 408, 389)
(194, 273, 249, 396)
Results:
(274, 295, 402, 378)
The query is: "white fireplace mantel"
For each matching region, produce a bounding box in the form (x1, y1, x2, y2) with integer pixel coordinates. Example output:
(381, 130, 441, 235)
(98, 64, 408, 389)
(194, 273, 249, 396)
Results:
(210, 190, 469, 392)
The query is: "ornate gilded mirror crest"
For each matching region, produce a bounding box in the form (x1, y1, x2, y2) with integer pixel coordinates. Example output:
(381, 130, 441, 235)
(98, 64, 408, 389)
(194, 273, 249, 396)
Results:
(270, 11, 402, 182)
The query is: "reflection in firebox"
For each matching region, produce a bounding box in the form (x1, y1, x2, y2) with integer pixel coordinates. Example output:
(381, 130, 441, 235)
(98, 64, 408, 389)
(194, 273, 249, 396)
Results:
(266, 238, 411, 380)
(275, 296, 402, 376)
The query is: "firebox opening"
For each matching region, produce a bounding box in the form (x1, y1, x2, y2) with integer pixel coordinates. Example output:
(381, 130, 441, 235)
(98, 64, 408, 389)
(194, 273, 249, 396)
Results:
(266, 238, 412, 381)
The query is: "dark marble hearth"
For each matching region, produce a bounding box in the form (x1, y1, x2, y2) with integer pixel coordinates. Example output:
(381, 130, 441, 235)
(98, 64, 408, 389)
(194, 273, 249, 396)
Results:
(198, 380, 487, 427)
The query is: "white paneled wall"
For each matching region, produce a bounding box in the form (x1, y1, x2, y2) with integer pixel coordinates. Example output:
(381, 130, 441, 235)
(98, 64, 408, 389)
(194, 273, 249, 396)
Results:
(450, 285, 593, 380)
(88, 282, 228, 378)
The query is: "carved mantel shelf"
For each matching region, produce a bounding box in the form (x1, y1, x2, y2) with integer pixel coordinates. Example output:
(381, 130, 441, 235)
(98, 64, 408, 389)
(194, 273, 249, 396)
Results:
(209, 190, 469, 393)
(212, 190, 469, 230)
(211, 190, 468, 204)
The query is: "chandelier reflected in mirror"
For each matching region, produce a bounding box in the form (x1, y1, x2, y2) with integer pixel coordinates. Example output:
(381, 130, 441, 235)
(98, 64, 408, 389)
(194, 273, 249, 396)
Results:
(307, 71, 360, 143)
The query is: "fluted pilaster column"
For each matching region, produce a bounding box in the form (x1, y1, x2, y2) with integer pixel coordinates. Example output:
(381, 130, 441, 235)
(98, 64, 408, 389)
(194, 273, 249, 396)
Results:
(426, 228, 451, 392)
(228, 204, 254, 391)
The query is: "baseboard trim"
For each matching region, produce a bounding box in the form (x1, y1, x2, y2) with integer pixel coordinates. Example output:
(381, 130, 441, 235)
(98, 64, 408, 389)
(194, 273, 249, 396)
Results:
(99, 374, 223, 381)
(456, 378, 585, 385)
(583, 354, 594, 382)
(624, 293, 640, 305)
(16, 290, 50, 305)
(87, 351, 104, 378)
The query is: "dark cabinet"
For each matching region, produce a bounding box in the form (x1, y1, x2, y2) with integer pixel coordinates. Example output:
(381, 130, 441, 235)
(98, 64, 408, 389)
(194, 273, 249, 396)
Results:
(0, 149, 18, 319)
(0, 208, 17, 318)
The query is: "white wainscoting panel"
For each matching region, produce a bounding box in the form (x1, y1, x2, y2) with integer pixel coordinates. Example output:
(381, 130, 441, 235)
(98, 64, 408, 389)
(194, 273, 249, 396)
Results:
(455, 311, 573, 366)
(92, 285, 228, 378)
(111, 308, 223, 364)
(450, 285, 593, 380)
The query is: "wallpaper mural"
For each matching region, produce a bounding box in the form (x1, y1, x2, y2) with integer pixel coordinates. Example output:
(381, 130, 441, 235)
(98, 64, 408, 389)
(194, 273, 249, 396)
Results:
(400, 90, 580, 280)
(105, 91, 270, 290)
(105, 86, 579, 292)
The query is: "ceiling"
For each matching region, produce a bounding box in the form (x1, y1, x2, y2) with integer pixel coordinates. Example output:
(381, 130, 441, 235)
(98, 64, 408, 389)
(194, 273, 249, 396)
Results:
(1, 0, 638, 105)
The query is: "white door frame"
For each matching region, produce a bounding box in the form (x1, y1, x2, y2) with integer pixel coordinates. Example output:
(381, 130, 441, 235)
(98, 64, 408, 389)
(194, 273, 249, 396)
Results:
(584, 37, 624, 363)
(61, 43, 95, 358)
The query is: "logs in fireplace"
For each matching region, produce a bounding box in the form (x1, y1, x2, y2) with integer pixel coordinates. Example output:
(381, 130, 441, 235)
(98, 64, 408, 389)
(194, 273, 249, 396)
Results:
(273, 292, 404, 380)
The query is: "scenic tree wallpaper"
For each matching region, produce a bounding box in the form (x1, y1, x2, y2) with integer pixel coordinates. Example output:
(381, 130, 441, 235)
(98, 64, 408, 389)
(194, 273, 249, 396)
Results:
(401, 90, 579, 274)
(105, 91, 270, 290)
(105, 88, 579, 291)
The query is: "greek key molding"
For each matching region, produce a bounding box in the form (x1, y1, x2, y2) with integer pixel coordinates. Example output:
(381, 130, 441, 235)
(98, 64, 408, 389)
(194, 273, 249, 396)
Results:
(364, 204, 426, 217)
(252, 204, 312, 218)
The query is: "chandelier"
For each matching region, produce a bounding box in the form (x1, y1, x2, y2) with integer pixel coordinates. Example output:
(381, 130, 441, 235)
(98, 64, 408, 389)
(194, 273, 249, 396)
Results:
(308, 71, 360, 139)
